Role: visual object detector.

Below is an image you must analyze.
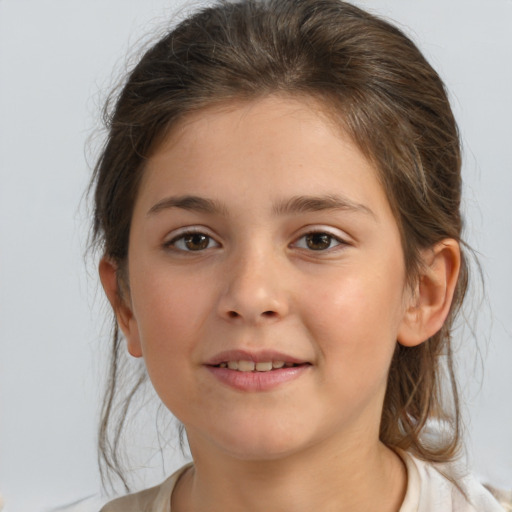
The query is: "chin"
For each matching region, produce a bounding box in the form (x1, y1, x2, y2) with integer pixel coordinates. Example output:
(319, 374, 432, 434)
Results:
(220, 440, 303, 462)
(205, 418, 314, 462)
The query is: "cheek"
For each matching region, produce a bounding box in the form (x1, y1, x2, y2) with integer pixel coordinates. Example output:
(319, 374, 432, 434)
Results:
(305, 271, 405, 376)
(128, 273, 213, 416)
(130, 268, 215, 366)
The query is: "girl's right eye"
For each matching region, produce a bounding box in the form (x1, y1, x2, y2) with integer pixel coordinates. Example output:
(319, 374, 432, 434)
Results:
(166, 231, 220, 252)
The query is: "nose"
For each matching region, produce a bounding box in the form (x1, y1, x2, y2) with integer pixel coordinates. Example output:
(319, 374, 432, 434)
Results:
(216, 247, 290, 324)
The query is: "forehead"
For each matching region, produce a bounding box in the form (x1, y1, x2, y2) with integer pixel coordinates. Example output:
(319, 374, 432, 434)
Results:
(137, 95, 391, 218)
(153, 94, 346, 156)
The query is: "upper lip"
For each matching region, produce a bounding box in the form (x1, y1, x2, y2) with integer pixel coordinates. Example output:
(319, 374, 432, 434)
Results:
(205, 349, 309, 366)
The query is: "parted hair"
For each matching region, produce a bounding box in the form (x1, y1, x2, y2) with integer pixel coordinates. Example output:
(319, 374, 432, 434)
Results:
(91, 0, 468, 490)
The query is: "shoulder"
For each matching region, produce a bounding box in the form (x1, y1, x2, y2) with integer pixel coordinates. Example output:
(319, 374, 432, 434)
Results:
(100, 464, 192, 512)
(399, 450, 505, 512)
(99, 485, 162, 512)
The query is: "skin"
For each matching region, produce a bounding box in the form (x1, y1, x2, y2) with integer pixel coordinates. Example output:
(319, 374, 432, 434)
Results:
(100, 95, 460, 511)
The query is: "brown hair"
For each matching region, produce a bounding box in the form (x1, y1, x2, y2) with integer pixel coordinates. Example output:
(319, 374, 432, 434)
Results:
(91, 0, 468, 490)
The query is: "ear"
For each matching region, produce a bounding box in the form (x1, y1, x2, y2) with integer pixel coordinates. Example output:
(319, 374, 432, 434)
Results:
(397, 239, 461, 347)
(98, 258, 143, 358)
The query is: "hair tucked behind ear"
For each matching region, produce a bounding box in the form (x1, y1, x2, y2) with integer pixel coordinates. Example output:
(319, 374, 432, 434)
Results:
(91, 0, 469, 489)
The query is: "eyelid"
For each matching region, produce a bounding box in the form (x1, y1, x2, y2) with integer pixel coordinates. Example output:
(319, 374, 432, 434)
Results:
(163, 225, 221, 250)
(291, 226, 351, 250)
(165, 225, 213, 238)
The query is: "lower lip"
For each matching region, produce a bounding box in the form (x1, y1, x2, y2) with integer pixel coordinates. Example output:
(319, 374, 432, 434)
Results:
(205, 365, 310, 392)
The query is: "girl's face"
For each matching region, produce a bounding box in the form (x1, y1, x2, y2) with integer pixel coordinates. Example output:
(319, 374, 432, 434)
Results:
(120, 96, 413, 460)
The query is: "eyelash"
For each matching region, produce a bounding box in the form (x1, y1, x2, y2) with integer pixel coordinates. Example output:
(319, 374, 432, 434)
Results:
(292, 231, 347, 252)
(164, 228, 348, 253)
(164, 228, 220, 252)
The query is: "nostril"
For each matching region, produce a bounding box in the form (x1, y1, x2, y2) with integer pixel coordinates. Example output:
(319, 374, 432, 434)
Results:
(228, 311, 240, 319)
(262, 311, 277, 317)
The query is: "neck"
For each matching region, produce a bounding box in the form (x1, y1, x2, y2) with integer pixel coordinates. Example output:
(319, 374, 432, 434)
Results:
(172, 434, 407, 512)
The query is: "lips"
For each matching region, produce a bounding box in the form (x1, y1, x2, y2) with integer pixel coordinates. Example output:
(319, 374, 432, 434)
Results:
(205, 349, 308, 367)
(216, 360, 296, 372)
(204, 350, 311, 391)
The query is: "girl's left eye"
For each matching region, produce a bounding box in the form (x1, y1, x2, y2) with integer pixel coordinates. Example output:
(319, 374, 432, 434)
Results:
(167, 232, 219, 252)
(293, 232, 345, 251)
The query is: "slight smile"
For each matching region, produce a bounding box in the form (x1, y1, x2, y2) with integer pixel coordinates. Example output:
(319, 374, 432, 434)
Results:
(205, 350, 312, 391)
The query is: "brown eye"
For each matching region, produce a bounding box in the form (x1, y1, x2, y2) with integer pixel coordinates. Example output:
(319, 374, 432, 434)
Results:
(305, 233, 333, 250)
(169, 232, 219, 252)
(184, 233, 210, 250)
(292, 231, 345, 252)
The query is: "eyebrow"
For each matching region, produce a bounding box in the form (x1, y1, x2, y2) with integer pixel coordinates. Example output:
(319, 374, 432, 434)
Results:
(147, 193, 374, 218)
(147, 195, 228, 216)
(272, 194, 375, 218)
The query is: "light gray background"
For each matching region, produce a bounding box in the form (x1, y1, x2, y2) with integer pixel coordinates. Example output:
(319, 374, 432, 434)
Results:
(0, 1, 511, 511)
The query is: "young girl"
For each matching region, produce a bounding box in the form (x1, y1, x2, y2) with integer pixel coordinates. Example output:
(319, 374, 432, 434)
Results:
(91, 0, 506, 510)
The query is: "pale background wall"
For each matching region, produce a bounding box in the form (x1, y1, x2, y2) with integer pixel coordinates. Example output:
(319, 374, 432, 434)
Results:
(0, 1, 510, 511)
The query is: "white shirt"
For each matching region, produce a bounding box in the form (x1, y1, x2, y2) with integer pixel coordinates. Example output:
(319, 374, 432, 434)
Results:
(99, 453, 505, 512)
(399, 450, 504, 511)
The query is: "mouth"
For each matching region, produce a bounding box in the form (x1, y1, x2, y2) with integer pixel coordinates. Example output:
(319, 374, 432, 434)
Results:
(204, 350, 311, 390)
(205, 350, 310, 370)
(210, 360, 308, 372)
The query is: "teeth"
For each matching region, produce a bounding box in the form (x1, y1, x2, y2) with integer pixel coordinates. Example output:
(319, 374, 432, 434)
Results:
(238, 360, 255, 372)
(255, 362, 273, 372)
(219, 360, 297, 372)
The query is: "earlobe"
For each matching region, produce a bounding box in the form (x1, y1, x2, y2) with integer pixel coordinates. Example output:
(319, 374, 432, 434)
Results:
(98, 258, 143, 358)
(397, 239, 461, 347)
